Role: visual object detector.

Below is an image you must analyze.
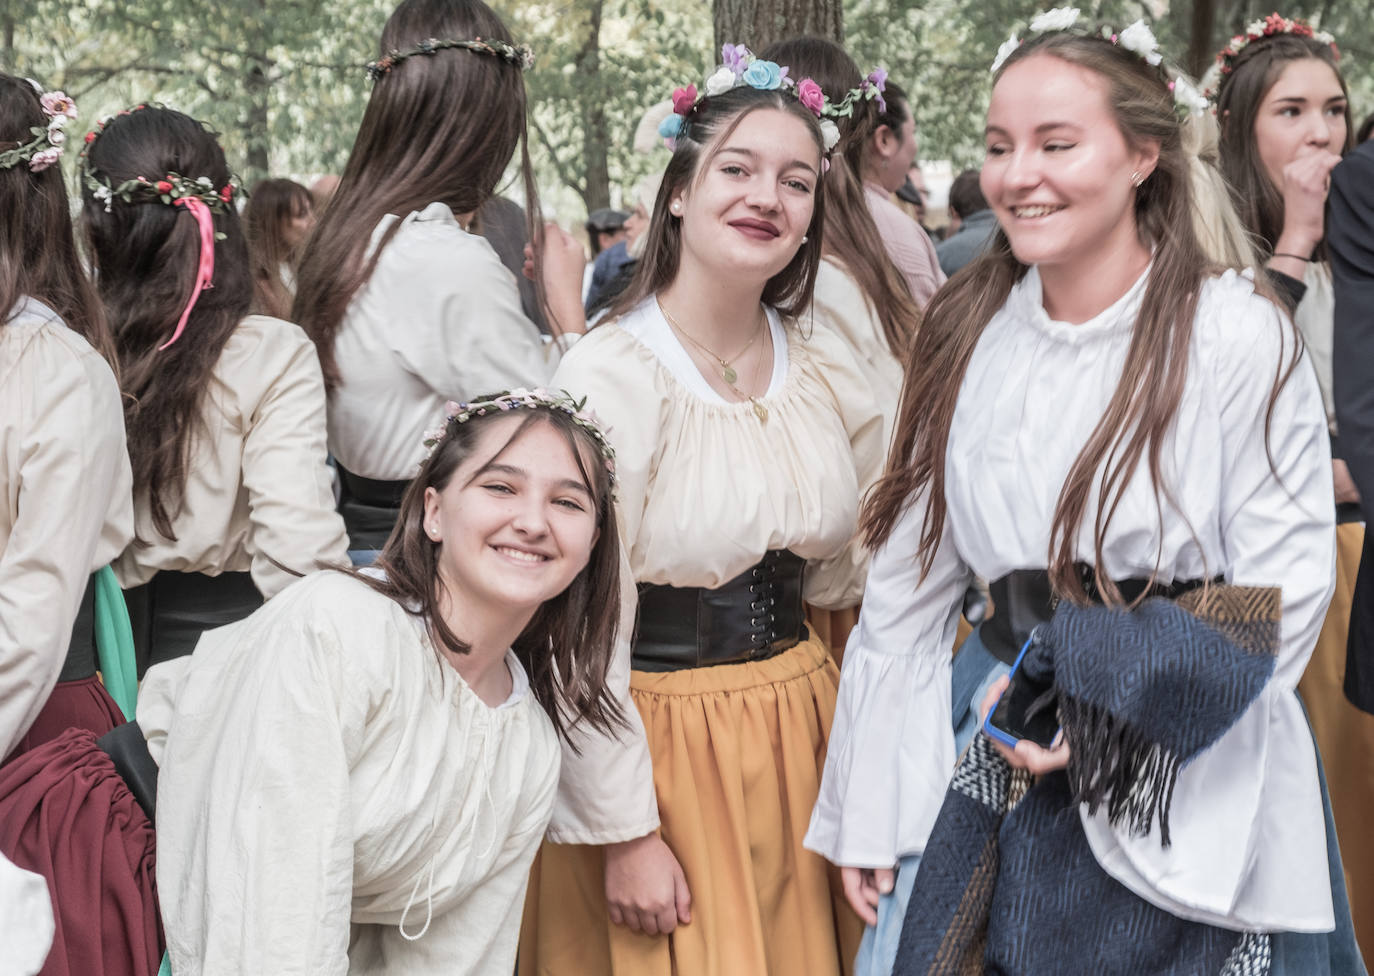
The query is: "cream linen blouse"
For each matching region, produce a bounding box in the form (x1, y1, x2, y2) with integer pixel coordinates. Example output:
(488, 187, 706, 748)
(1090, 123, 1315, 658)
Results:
(807, 268, 1337, 932)
(328, 203, 567, 482)
(1, 299, 133, 756)
(139, 572, 560, 975)
(811, 257, 904, 452)
(113, 314, 348, 598)
(545, 297, 885, 844)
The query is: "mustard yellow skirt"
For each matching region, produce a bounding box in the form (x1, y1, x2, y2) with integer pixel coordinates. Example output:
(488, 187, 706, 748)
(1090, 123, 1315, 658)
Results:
(1298, 522, 1374, 962)
(520, 635, 862, 975)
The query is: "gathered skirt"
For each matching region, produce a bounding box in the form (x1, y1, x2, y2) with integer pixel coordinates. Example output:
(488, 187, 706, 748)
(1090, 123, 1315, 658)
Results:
(520, 634, 862, 975)
(1299, 522, 1374, 962)
(0, 728, 162, 976)
(4, 677, 125, 765)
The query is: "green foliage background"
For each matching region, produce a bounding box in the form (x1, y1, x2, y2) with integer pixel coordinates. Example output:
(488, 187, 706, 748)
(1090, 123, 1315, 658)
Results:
(2, 0, 1370, 222)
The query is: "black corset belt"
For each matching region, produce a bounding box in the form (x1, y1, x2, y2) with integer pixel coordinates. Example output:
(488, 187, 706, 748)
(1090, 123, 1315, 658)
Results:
(631, 549, 807, 672)
(336, 463, 411, 552)
(981, 564, 1219, 666)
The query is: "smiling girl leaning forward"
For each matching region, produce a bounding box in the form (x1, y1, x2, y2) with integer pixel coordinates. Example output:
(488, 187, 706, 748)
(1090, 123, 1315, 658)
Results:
(139, 389, 627, 975)
(518, 46, 884, 976)
(809, 11, 1361, 976)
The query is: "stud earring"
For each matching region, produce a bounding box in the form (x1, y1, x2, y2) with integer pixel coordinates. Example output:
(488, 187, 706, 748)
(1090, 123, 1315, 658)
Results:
(670, 200, 682, 215)
(801, 235, 808, 243)
(1130, 170, 1145, 188)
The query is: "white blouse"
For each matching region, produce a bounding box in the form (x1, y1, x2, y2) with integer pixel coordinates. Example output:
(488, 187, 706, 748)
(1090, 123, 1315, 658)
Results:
(545, 298, 884, 844)
(113, 314, 348, 598)
(810, 257, 904, 452)
(0, 299, 133, 756)
(140, 572, 560, 975)
(806, 267, 1336, 933)
(328, 203, 566, 481)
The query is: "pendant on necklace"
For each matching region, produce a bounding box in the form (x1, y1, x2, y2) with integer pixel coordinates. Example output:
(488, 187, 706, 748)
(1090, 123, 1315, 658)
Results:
(722, 364, 738, 384)
(751, 399, 769, 422)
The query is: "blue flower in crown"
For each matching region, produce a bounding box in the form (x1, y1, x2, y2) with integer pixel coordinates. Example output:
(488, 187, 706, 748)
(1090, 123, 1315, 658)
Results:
(742, 59, 784, 90)
(658, 114, 685, 139)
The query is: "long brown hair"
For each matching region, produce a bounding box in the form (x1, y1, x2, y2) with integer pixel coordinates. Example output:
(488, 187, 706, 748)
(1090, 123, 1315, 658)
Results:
(292, 0, 542, 389)
(357, 405, 626, 744)
(759, 37, 923, 360)
(609, 85, 827, 321)
(244, 177, 312, 319)
(1216, 33, 1353, 258)
(863, 32, 1297, 604)
(81, 106, 253, 541)
(0, 73, 112, 362)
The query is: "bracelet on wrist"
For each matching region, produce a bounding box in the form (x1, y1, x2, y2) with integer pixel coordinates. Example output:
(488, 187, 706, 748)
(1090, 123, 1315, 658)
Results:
(1272, 251, 1311, 262)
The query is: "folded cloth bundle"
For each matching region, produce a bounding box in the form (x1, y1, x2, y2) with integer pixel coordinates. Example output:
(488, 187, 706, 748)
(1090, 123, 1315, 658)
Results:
(894, 584, 1281, 976)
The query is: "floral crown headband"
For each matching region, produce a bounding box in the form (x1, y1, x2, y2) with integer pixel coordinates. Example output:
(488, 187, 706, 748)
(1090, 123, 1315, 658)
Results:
(79, 105, 242, 351)
(657, 43, 890, 155)
(1203, 14, 1338, 101)
(0, 87, 77, 173)
(366, 36, 534, 81)
(422, 388, 618, 492)
(990, 8, 1210, 118)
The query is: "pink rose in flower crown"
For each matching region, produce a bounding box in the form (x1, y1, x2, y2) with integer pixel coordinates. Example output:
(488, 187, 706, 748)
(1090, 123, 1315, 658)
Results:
(39, 91, 78, 120)
(219, 185, 234, 203)
(156, 180, 174, 194)
(796, 78, 825, 116)
(671, 84, 698, 116)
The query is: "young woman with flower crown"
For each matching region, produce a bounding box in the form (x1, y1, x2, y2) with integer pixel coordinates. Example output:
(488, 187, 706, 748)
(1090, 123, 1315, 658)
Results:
(139, 391, 625, 973)
(78, 105, 349, 674)
(1211, 20, 1374, 956)
(804, 11, 1364, 976)
(517, 47, 883, 976)
(0, 74, 133, 762)
(293, 0, 590, 560)
(0, 73, 153, 976)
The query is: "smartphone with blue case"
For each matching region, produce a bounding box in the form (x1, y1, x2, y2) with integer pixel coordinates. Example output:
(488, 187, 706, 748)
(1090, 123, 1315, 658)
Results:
(983, 635, 1061, 750)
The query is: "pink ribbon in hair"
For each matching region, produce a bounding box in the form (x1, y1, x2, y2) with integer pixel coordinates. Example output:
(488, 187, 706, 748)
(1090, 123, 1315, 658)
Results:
(159, 195, 217, 350)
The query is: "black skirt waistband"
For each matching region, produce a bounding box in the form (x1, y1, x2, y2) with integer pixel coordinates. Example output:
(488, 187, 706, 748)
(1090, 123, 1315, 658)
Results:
(335, 463, 410, 552)
(60, 572, 99, 682)
(981, 564, 1218, 666)
(632, 549, 807, 672)
(124, 570, 264, 676)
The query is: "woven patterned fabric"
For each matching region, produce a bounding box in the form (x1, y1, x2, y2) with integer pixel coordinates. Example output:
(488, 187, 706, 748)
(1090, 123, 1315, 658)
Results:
(893, 585, 1280, 976)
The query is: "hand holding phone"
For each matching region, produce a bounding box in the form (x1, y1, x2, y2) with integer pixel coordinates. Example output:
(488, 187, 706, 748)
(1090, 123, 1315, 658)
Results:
(981, 637, 1070, 774)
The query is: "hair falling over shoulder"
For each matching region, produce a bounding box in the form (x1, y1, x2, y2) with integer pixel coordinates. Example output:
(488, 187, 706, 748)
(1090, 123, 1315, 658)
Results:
(0, 72, 113, 363)
(291, 0, 543, 390)
(861, 31, 1299, 605)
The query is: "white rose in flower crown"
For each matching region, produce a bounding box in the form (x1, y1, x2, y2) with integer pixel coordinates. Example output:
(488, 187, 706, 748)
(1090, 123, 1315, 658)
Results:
(1171, 76, 1208, 116)
(46, 126, 66, 146)
(819, 119, 840, 151)
(705, 66, 737, 96)
(1029, 7, 1081, 32)
(1245, 19, 1267, 37)
(991, 32, 1021, 73)
(1315, 30, 1335, 44)
(1118, 20, 1163, 65)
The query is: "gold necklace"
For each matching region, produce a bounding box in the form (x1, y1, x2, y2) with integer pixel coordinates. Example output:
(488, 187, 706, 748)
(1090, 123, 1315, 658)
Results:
(658, 300, 770, 421)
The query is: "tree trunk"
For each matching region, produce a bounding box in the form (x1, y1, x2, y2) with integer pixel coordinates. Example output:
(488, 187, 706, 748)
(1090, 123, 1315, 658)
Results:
(2, 0, 15, 71)
(714, 0, 843, 53)
(1184, 0, 1218, 80)
(576, 0, 611, 211)
(242, 0, 271, 184)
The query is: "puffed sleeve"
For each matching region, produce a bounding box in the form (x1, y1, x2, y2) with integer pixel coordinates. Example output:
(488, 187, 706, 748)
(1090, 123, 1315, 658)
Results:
(798, 319, 887, 610)
(236, 319, 350, 597)
(0, 324, 133, 757)
(145, 579, 370, 975)
(542, 326, 661, 844)
(1080, 276, 1337, 931)
(805, 491, 971, 868)
(388, 219, 567, 398)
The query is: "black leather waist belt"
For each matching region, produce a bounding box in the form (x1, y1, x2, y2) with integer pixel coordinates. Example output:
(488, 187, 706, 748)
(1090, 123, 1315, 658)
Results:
(336, 463, 410, 551)
(60, 572, 99, 682)
(125, 570, 264, 676)
(981, 564, 1217, 666)
(632, 549, 807, 672)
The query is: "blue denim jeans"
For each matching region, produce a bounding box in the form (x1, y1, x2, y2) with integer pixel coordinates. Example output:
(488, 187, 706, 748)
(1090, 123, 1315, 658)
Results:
(851, 628, 1010, 976)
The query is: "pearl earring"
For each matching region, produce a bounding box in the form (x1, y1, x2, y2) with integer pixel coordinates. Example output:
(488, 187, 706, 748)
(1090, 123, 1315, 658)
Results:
(801, 235, 808, 243)
(670, 200, 682, 214)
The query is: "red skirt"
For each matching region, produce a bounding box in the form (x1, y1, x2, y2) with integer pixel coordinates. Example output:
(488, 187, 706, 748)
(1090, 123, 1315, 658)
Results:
(0, 728, 162, 976)
(4, 677, 125, 764)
